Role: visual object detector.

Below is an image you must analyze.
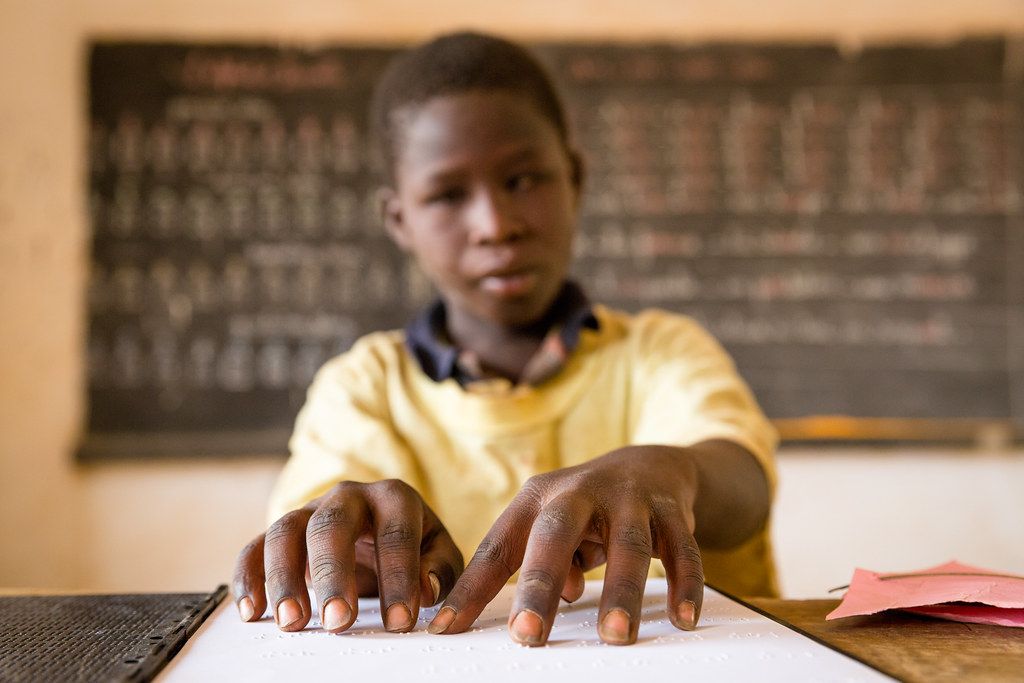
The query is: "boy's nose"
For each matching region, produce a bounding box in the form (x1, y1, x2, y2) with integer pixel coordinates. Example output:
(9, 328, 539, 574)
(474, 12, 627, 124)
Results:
(466, 189, 525, 245)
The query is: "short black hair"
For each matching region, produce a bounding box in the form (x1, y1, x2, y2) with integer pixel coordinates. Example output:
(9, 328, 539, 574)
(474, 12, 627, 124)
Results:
(369, 31, 570, 182)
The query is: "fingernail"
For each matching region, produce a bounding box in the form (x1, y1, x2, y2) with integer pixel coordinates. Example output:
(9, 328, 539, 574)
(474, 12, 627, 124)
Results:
(322, 598, 351, 631)
(427, 572, 442, 606)
(675, 600, 697, 630)
(384, 602, 413, 632)
(427, 605, 457, 634)
(276, 598, 302, 628)
(599, 608, 631, 644)
(237, 596, 255, 622)
(510, 609, 544, 646)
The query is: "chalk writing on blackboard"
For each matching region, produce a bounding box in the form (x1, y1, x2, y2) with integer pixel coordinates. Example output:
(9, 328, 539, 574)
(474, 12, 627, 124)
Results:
(81, 39, 1023, 457)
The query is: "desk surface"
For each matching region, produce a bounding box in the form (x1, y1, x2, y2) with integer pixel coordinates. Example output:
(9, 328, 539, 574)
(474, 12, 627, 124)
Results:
(4, 588, 1023, 682)
(160, 584, 885, 682)
(750, 598, 1024, 683)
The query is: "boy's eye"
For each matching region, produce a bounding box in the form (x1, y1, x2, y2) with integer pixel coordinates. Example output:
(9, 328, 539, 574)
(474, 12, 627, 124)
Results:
(507, 171, 547, 193)
(425, 187, 465, 204)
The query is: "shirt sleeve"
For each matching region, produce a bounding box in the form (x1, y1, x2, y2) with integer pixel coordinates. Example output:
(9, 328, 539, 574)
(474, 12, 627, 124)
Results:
(266, 336, 426, 525)
(628, 311, 778, 494)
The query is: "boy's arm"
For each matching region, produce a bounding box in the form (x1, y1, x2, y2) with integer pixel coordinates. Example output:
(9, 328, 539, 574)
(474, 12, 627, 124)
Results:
(427, 313, 776, 646)
(679, 438, 771, 550)
(627, 311, 779, 507)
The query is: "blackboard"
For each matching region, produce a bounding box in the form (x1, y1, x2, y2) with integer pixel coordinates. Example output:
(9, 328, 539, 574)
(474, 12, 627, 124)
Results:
(80, 38, 1024, 458)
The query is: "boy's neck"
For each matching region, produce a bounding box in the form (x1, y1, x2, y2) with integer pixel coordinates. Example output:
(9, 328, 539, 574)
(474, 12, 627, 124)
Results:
(445, 303, 554, 384)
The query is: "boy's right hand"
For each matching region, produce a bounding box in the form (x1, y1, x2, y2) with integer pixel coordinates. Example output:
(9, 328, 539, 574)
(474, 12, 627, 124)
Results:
(232, 479, 464, 634)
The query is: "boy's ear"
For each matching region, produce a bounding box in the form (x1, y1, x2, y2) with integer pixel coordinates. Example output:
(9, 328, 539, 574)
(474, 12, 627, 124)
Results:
(380, 187, 411, 251)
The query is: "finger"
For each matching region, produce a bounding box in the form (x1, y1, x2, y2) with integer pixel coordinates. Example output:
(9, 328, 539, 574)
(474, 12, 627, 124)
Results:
(509, 495, 592, 646)
(653, 508, 704, 631)
(356, 562, 379, 597)
(576, 539, 607, 571)
(232, 534, 267, 622)
(367, 479, 424, 632)
(418, 544, 461, 607)
(263, 508, 314, 631)
(560, 557, 585, 604)
(597, 508, 653, 645)
(305, 490, 370, 632)
(561, 539, 607, 602)
(428, 488, 539, 635)
(418, 520, 464, 607)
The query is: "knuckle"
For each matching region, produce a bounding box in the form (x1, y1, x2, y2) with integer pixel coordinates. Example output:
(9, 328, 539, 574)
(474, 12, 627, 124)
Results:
(376, 520, 417, 551)
(471, 537, 518, 576)
(379, 567, 416, 595)
(670, 534, 702, 563)
(375, 478, 413, 498)
(310, 557, 345, 584)
(614, 523, 653, 557)
(607, 575, 646, 600)
(523, 472, 544, 488)
(326, 480, 360, 499)
(534, 506, 579, 545)
(519, 474, 549, 503)
(265, 510, 307, 545)
(264, 563, 297, 591)
(519, 567, 559, 594)
(668, 536, 704, 582)
(307, 507, 350, 539)
(445, 578, 474, 608)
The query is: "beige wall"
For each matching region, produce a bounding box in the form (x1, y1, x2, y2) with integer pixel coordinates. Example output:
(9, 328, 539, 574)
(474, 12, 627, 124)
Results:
(2, 0, 1023, 596)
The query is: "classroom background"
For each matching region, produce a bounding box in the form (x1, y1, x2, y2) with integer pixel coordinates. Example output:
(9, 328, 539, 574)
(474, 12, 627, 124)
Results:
(2, 0, 1023, 598)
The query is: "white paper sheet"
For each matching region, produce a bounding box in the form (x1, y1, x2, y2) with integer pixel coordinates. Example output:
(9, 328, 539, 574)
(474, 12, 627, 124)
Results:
(160, 580, 890, 682)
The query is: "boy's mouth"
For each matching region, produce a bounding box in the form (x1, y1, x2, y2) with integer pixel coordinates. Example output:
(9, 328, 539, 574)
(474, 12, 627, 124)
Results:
(479, 270, 538, 297)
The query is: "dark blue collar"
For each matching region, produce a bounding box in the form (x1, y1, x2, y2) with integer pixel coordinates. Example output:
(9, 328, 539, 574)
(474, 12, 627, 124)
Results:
(404, 281, 599, 385)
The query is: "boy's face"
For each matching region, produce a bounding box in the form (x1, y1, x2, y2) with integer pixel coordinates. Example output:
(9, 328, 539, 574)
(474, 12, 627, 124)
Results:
(382, 90, 582, 329)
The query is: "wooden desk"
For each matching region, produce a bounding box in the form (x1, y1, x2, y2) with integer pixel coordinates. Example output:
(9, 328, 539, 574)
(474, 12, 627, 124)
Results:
(749, 598, 1024, 682)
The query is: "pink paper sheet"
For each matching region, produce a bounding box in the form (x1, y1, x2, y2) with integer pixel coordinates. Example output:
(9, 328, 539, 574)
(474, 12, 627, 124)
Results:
(826, 560, 1024, 628)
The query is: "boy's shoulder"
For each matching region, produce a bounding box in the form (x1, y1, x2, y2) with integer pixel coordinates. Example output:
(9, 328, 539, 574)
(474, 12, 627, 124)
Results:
(592, 304, 714, 349)
(589, 304, 732, 374)
(313, 329, 408, 386)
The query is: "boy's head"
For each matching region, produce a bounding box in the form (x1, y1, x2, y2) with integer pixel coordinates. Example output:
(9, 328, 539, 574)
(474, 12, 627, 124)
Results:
(370, 31, 571, 181)
(372, 32, 584, 331)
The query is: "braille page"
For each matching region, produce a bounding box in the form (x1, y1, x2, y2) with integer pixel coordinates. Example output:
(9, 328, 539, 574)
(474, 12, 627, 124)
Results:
(159, 580, 890, 682)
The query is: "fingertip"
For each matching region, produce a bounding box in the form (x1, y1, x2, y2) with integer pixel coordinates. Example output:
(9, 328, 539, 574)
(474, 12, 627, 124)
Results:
(237, 596, 255, 622)
(598, 608, 634, 645)
(427, 572, 442, 607)
(560, 564, 585, 603)
(509, 609, 545, 646)
(384, 602, 415, 633)
(321, 598, 353, 632)
(275, 597, 305, 630)
(671, 599, 698, 631)
(427, 605, 457, 634)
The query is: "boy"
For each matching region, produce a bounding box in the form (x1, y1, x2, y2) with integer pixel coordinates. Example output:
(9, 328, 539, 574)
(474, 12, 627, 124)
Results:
(233, 31, 778, 647)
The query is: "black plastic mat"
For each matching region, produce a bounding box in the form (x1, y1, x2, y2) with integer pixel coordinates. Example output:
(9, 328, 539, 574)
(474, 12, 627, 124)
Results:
(0, 586, 226, 682)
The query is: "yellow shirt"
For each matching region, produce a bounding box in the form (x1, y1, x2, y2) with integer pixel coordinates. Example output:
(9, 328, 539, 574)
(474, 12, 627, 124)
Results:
(268, 305, 780, 597)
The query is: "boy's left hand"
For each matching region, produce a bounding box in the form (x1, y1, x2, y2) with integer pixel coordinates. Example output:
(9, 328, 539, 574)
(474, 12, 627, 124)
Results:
(426, 445, 705, 646)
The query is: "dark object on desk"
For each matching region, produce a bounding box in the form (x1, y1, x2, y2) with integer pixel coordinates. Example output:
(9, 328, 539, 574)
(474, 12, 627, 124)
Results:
(750, 598, 1024, 683)
(0, 585, 226, 683)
